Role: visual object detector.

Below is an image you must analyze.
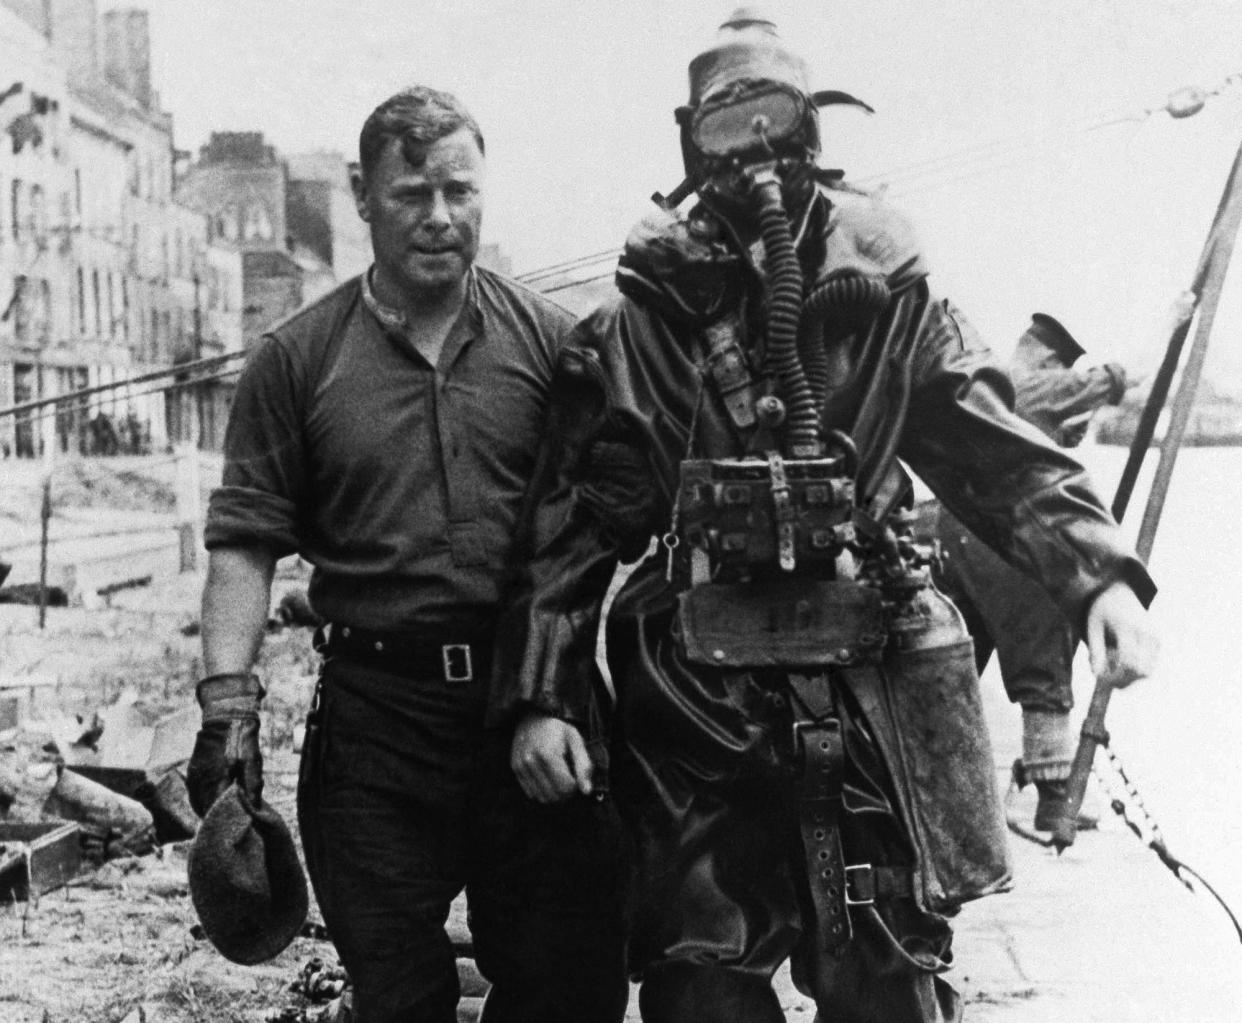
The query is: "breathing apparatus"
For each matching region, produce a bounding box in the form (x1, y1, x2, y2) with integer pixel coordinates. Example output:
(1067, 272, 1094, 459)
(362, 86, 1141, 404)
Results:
(663, 14, 1009, 948)
(669, 9, 903, 584)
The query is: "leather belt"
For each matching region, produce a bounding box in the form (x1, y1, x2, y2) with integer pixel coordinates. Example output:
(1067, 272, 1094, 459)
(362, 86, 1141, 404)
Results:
(785, 671, 916, 954)
(319, 622, 491, 683)
(793, 712, 852, 953)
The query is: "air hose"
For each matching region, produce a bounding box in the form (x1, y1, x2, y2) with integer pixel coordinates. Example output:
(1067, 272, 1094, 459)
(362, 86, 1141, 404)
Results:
(751, 169, 821, 457)
(800, 274, 892, 407)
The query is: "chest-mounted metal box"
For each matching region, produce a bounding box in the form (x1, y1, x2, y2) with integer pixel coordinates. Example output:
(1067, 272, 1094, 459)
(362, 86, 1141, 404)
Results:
(676, 453, 855, 581)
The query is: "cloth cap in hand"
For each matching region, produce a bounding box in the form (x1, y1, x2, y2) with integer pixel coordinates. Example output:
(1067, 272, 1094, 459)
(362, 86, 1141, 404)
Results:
(187, 782, 308, 965)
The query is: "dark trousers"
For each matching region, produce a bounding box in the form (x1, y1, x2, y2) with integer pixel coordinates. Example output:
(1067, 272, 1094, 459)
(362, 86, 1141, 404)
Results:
(297, 655, 630, 1023)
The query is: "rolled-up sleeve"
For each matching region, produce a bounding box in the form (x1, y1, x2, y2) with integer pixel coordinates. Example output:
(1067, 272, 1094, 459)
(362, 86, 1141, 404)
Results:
(204, 337, 307, 556)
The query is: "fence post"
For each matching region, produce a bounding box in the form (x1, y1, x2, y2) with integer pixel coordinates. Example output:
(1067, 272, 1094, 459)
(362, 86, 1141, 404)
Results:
(37, 404, 56, 628)
(175, 440, 201, 573)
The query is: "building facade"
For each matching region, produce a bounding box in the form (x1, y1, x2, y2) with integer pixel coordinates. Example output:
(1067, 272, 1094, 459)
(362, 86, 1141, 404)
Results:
(0, 1, 74, 457)
(0, 0, 242, 457)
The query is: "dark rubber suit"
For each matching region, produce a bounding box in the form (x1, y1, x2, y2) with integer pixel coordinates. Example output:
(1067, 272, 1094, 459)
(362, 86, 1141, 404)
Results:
(493, 184, 1154, 1022)
(931, 329, 1129, 711)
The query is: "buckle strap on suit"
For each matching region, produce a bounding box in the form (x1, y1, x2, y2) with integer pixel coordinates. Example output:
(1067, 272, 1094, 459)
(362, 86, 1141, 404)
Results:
(788, 671, 852, 953)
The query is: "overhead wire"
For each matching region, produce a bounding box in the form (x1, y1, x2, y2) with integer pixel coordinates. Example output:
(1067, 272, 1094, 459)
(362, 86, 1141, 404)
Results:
(3, 72, 1237, 428)
(6, 365, 243, 430)
(506, 84, 1227, 286)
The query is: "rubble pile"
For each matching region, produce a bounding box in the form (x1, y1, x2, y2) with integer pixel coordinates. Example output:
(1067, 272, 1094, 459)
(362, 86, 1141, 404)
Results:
(0, 690, 198, 896)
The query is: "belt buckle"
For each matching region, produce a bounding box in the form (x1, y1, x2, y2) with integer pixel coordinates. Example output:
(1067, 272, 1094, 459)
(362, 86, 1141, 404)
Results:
(844, 863, 875, 907)
(442, 643, 473, 683)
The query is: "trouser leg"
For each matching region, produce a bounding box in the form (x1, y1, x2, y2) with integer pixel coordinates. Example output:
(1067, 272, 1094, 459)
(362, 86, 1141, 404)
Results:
(467, 738, 630, 1023)
(638, 962, 784, 1023)
(792, 905, 960, 1023)
(297, 658, 483, 1023)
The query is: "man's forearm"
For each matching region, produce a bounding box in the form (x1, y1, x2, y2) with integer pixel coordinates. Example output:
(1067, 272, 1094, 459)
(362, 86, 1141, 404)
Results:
(201, 546, 278, 676)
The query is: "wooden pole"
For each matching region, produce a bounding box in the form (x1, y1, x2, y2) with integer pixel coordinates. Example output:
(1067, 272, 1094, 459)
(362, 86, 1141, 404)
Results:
(1111, 137, 1242, 523)
(1053, 132, 1242, 852)
(175, 439, 201, 573)
(37, 388, 57, 629)
(1137, 189, 1242, 560)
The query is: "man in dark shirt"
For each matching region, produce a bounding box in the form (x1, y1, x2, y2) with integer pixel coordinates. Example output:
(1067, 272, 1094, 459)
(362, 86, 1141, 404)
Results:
(185, 86, 628, 1023)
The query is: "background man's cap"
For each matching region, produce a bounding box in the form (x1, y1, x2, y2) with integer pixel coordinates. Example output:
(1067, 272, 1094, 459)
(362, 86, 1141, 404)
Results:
(1022, 313, 1087, 367)
(187, 783, 309, 965)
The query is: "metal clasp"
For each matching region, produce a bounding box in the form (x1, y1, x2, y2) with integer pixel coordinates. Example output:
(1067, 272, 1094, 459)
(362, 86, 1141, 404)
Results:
(442, 644, 474, 683)
(844, 863, 875, 906)
(767, 450, 796, 572)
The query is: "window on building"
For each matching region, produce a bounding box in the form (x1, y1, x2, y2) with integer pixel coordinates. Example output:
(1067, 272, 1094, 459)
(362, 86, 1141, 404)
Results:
(11, 275, 28, 344)
(106, 273, 116, 338)
(76, 267, 86, 334)
(220, 204, 240, 243)
(174, 229, 184, 277)
(11, 179, 23, 241)
(92, 269, 102, 337)
(150, 309, 159, 361)
(121, 277, 130, 341)
(37, 280, 51, 344)
(243, 202, 274, 242)
(161, 235, 170, 282)
(29, 185, 45, 240)
(74, 169, 82, 218)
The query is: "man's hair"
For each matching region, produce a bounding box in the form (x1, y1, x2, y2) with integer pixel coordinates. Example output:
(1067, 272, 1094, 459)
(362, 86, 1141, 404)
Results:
(358, 86, 485, 179)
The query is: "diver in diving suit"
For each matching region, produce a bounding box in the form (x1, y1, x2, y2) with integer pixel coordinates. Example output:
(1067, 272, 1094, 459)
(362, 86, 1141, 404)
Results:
(493, 9, 1161, 1022)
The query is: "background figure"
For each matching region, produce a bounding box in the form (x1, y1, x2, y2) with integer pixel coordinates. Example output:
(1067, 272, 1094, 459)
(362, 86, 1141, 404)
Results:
(930, 299, 1192, 831)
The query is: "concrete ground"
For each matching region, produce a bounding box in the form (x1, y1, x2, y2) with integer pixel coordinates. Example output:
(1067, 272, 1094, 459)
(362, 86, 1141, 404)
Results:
(618, 669, 1242, 1022)
(758, 676, 1242, 1022)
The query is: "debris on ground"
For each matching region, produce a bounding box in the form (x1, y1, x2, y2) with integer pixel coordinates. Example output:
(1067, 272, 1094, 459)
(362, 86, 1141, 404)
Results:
(0, 583, 71, 607)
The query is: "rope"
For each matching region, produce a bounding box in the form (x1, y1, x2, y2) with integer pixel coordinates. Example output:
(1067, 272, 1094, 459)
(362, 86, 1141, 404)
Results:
(1094, 744, 1242, 946)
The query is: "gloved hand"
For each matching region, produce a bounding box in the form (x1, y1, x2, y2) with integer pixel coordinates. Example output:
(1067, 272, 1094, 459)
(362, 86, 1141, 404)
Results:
(186, 672, 265, 817)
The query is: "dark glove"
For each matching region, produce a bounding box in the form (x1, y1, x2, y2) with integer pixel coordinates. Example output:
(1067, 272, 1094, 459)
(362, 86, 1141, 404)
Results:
(186, 672, 265, 818)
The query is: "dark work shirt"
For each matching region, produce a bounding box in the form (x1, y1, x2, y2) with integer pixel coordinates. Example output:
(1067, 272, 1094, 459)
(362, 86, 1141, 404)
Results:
(204, 267, 574, 630)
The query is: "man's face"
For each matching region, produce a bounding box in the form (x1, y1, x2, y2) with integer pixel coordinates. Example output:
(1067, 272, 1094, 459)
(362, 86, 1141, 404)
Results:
(352, 127, 484, 298)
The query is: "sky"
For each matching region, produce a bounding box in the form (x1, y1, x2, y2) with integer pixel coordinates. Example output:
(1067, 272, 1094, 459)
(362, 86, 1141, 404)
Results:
(103, 0, 1242, 375)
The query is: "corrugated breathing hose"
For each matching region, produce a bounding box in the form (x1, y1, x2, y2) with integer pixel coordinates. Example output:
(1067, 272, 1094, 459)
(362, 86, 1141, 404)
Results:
(799, 274, 892, 410)
(752, 173, 821, 456)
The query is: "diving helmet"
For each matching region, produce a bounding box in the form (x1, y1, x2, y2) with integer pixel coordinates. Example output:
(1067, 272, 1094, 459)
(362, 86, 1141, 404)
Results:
(678, 7, 871, 191)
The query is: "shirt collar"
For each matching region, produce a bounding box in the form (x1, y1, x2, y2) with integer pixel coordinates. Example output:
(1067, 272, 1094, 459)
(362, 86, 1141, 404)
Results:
(360, 266, 409, 335)
(360, 265, 482, 367)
